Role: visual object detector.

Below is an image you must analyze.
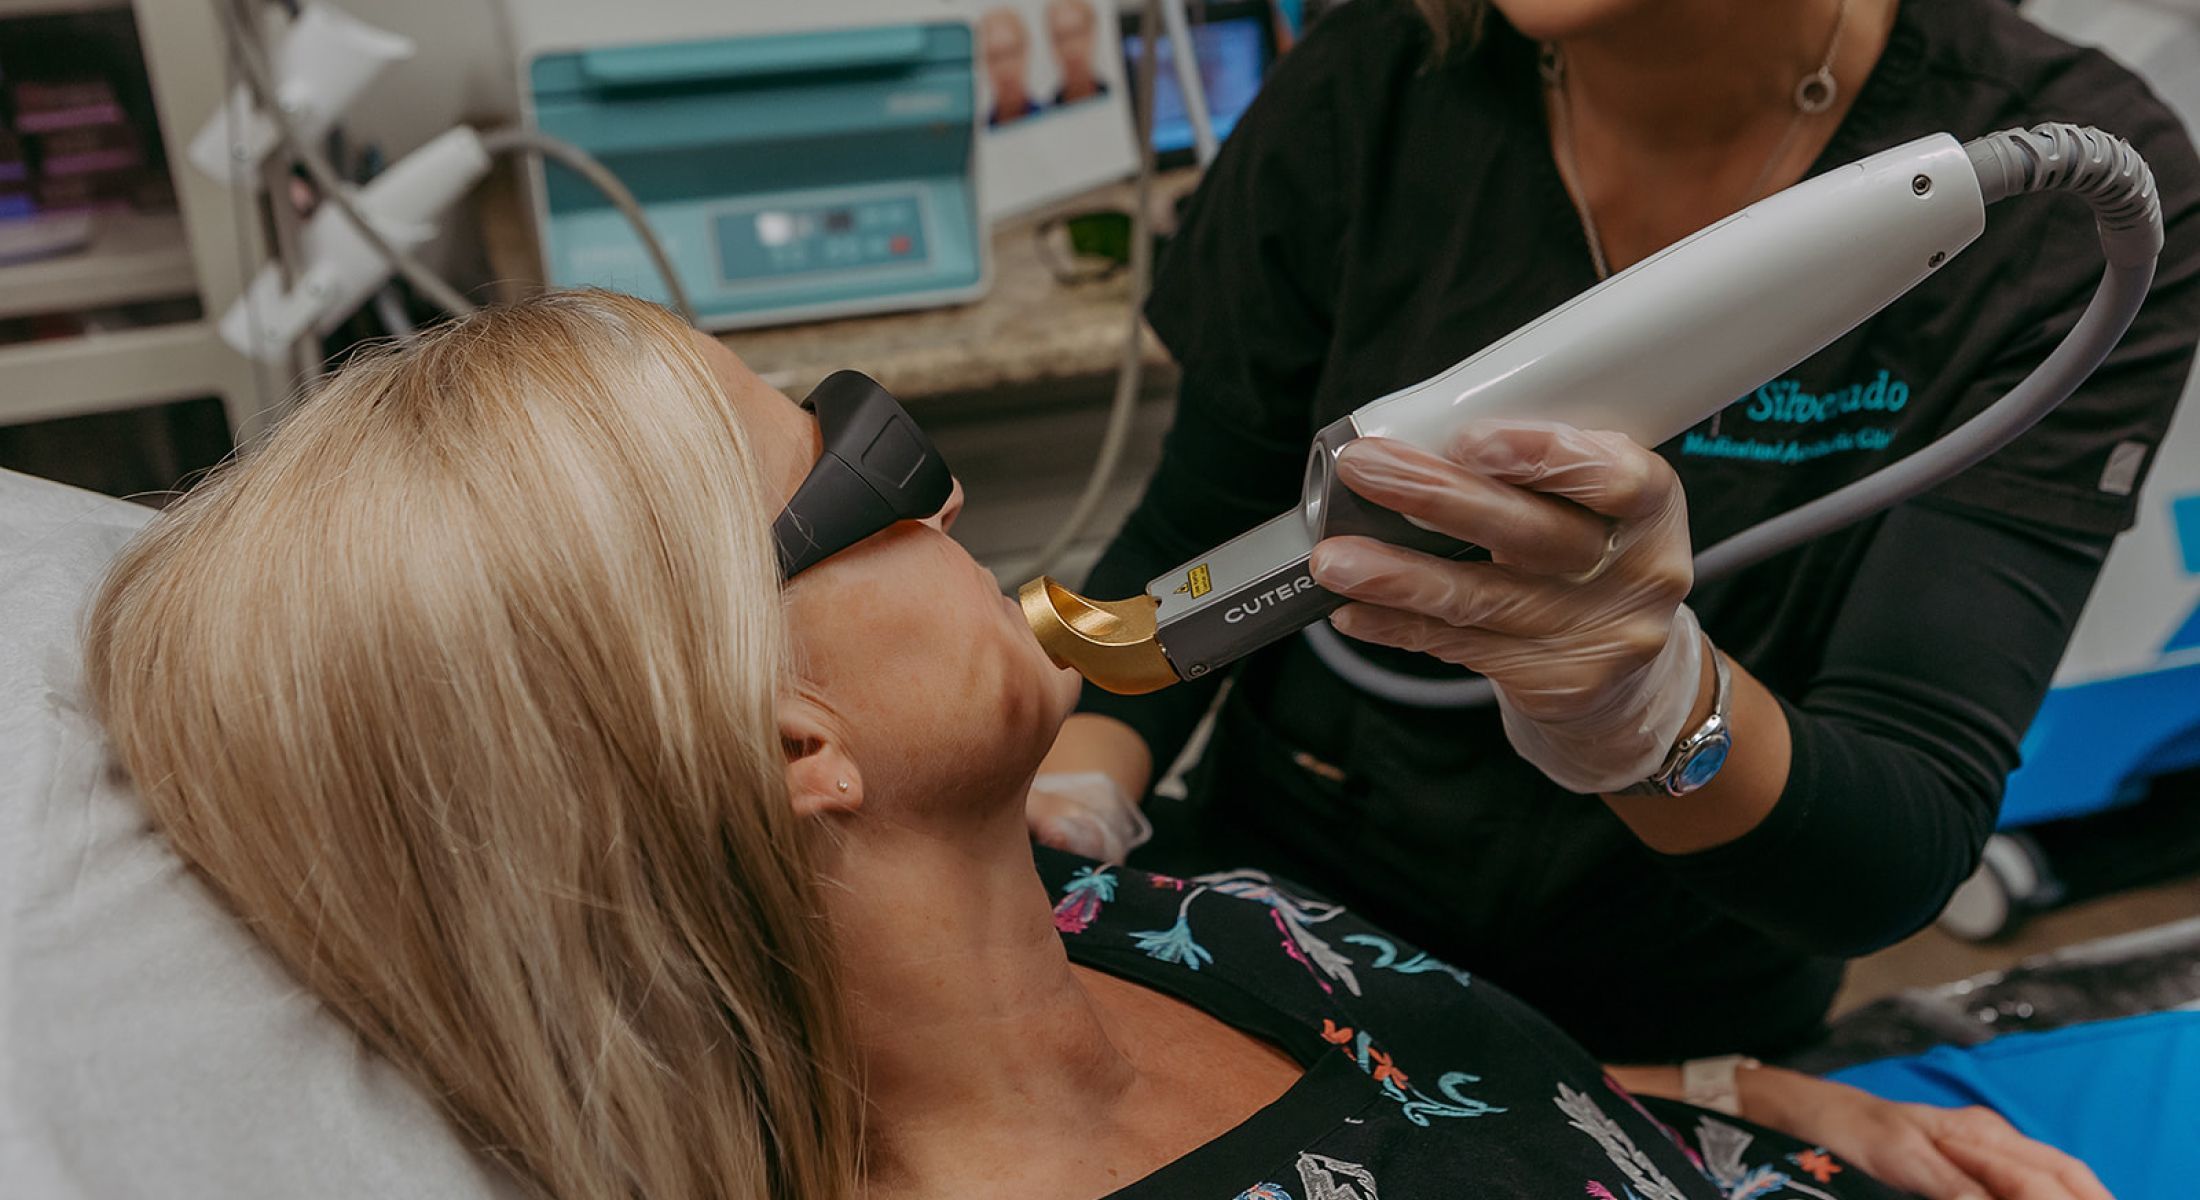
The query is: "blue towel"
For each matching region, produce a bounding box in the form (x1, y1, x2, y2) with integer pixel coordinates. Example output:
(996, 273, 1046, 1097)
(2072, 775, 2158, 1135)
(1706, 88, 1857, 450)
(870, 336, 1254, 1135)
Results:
(1831, 1011, 2200, 1197)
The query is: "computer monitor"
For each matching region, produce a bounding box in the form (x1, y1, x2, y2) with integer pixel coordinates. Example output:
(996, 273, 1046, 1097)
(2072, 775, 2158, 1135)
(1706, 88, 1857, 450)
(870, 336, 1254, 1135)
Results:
(1120, 2, 1280, 168)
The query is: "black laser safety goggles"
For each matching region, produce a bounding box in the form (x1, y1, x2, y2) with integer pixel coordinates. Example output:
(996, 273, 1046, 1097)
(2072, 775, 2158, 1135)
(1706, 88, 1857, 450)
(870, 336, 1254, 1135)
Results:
(772, 371, 954, 581)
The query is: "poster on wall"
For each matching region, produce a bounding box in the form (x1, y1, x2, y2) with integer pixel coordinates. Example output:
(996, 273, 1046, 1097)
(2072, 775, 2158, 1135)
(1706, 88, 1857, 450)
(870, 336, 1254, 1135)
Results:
(973, 0, 1140, 217)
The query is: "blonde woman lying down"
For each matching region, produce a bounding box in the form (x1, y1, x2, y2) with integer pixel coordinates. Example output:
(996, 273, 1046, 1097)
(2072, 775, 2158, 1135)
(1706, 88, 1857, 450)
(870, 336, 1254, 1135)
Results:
(84, 291, 2107, 1200)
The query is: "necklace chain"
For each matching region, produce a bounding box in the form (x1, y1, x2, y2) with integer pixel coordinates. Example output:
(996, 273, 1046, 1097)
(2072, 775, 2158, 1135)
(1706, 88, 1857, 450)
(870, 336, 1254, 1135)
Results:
(1543, 0, 1855, 280)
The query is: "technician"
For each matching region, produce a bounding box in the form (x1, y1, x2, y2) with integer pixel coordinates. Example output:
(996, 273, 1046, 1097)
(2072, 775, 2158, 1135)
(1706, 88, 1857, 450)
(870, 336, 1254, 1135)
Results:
(1029, 0, 2200, 1061)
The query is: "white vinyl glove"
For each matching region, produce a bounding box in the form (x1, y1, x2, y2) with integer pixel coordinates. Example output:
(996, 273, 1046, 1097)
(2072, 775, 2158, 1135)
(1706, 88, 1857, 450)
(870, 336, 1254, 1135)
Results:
(1026, 771, 1153, 864)
(1308, 419, 1706, 795)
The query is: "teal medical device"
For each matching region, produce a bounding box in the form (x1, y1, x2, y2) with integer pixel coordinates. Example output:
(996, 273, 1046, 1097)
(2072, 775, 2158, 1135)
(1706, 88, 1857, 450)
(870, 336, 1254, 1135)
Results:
(523, 22, 988, 330)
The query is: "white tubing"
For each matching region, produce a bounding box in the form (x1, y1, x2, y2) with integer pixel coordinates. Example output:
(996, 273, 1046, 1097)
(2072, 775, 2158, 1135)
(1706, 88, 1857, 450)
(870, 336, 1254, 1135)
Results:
(476, 126, 697, 325)
(1159, 0, 1219, 168)
(1013, 0, 1167, 581)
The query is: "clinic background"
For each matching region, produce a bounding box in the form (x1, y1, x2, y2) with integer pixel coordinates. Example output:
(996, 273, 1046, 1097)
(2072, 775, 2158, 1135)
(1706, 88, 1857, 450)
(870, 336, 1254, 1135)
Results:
(1, 0, 2198, 1055)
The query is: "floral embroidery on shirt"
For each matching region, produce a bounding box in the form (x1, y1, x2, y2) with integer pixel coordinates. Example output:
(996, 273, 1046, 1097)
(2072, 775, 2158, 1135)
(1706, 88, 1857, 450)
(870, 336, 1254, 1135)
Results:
(1295, 1151, 1380, 1200)
(1115, 867, 1362, 988)
(1322, 1021, 1503, 1125)
(1341, 932, 1473, 987)
(1101, 866, 1476, 998)
(1052, 866, 1117, 934)
(1694, 1118, 1841, 1200)
(1130, 890, 1216, 969)
(1606, 1076, 1707, 1175)
(1555, 1083, 1692, 1200)
(1789, 1149, 1841, 1185)
(1194, 868, 1363, 994)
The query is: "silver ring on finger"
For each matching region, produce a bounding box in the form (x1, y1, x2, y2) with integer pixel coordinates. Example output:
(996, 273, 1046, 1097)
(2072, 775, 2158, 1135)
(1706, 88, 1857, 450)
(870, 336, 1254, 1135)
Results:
(1559, 526, 1623, 585)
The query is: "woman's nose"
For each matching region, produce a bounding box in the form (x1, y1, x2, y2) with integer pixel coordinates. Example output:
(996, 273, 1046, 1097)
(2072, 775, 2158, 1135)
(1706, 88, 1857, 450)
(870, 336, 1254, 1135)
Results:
(925, 477, 966, 533)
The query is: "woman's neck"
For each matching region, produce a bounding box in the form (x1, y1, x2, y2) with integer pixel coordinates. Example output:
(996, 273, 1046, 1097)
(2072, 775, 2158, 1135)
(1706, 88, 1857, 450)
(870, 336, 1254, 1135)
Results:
(827, 800, 1144, 1191)
(1554, 0, 1889, 154)
(1544, 0, 1898, 271)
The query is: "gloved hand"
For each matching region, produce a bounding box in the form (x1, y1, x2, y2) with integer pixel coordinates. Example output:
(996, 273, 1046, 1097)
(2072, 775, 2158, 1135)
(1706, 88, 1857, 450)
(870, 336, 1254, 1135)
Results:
(1309, 419, 1706, 795)
(1026, 770, 1153, 863)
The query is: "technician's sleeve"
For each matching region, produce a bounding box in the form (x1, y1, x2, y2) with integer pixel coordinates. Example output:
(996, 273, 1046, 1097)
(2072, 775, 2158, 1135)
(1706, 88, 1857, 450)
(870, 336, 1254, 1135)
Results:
(1662, 505, 2109, 957)
(1658, 100, 2200, 956)
(1075, 18, 1354, 772)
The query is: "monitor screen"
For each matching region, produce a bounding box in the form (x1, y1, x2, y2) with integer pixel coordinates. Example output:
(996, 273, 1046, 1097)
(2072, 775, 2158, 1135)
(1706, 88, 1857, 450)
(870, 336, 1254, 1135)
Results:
(1122, 10, 1276, 161)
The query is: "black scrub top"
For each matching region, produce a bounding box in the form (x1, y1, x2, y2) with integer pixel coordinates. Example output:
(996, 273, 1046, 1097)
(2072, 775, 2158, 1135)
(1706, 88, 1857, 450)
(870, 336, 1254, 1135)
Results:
(1034, 845, 1911, 1200)
(1080, 0, 2200, 1061)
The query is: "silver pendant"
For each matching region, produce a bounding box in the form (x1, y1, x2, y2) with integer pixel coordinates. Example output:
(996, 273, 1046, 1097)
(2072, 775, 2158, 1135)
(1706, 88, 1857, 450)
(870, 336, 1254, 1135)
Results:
(1794, 66, 1838, 114)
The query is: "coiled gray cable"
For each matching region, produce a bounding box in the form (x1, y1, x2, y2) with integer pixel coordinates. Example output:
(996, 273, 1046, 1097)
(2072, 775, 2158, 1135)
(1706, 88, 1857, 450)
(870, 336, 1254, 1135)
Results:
(1308, 122, 2164, 710)
(475, 126, 696, 324)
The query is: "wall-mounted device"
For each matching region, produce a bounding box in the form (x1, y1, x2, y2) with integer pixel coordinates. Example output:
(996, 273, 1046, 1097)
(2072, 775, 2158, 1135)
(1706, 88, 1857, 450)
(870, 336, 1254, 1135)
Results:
(521, 19, 988, 331)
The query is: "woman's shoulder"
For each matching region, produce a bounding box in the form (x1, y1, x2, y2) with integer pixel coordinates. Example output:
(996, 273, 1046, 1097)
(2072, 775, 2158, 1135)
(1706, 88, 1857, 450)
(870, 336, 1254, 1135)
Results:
(1033, 846, 1619, 1130)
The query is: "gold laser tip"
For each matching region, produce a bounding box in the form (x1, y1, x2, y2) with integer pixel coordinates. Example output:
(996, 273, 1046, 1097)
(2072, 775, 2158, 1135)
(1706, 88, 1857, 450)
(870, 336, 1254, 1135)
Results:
(1018, 576, 1179, 695)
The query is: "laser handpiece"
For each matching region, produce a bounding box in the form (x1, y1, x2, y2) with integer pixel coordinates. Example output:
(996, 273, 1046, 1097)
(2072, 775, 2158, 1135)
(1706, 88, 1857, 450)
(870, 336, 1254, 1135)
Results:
(1023, 125, 2165, 695)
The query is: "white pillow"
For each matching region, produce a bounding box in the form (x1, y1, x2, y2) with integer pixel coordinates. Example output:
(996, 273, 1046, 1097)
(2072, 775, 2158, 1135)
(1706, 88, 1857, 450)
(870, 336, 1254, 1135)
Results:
(0, 469, 519, 1200)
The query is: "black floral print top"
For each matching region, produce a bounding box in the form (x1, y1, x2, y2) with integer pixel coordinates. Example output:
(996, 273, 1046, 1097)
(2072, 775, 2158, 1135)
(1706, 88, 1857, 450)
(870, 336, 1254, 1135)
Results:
(1036, 847, 1914, 1199)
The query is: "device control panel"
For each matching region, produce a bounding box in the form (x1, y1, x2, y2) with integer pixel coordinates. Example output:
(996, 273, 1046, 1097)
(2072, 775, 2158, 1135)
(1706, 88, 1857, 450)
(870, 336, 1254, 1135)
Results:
(715, 192, 931, 284)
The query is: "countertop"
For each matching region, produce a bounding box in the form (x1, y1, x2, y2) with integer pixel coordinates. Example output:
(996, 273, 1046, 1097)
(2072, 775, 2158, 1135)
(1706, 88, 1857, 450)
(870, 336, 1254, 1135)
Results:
(477, 169, 1197, 403)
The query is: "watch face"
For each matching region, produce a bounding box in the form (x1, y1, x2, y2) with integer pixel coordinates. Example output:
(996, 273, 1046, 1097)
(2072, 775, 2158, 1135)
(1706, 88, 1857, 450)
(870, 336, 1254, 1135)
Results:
(1671, 733, 1733, 795)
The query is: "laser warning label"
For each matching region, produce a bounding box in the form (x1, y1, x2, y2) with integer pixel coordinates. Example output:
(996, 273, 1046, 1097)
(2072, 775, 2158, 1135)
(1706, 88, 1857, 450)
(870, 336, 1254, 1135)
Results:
(1177, 564, 1212, 599)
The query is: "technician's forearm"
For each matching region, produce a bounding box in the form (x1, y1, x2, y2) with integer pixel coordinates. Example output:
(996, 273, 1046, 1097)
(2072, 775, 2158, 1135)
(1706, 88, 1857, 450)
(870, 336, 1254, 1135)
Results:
(1602, 1063, 1687, 1103)
(1626, 502, 2100, 956)
(1642, 691, 1995, 957)
(1037, 713, 1156, 802)
(1601, 653, 1793, 855)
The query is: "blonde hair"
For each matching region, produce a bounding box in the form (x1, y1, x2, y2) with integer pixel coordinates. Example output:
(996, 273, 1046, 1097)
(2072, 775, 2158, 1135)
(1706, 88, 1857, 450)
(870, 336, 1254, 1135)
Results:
(84, 291, 861, 1200)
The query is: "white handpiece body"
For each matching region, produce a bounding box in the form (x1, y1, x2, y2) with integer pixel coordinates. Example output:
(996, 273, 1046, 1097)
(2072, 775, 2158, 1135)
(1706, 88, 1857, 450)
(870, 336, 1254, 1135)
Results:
(1304, 133, 1988, 542)
(1147, 134, 1991, 680)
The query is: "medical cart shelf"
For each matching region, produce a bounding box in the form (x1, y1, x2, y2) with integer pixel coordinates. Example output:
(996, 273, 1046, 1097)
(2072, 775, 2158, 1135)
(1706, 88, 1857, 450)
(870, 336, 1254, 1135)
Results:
(0, 210, 196, 321)
(0, 322, 239, 426)
(0, 0, 268, 441)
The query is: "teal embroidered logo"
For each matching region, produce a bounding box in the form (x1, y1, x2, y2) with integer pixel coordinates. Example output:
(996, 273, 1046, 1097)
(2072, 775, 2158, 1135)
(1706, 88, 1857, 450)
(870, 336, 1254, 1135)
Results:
(1682, 369, 1910, 465)
(1744, 370, 1909, 424)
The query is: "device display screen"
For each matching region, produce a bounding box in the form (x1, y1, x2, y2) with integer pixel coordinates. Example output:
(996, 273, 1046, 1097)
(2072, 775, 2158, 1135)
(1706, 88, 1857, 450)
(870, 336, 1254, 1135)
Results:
(1122, 12, 1274, 161)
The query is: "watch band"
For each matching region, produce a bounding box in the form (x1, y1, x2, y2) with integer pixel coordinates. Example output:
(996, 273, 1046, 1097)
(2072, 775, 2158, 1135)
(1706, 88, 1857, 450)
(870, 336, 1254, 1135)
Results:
(1680, 1054, 1760, 1116)
(1620, 633, 1731, 797)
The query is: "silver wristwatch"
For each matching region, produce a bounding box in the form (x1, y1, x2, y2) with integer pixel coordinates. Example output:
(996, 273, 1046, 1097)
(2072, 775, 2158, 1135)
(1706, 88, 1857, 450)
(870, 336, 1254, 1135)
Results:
(1620, 636, 1732, 797)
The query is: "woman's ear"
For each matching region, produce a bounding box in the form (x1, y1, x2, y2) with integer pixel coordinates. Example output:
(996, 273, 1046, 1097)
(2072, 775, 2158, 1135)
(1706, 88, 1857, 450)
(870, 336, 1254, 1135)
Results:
(779, 698, 862, 819)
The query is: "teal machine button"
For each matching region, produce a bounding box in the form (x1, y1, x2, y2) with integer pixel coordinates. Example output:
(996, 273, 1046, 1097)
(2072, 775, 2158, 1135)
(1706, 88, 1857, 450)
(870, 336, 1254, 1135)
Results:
(525, 21, 987, 330)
